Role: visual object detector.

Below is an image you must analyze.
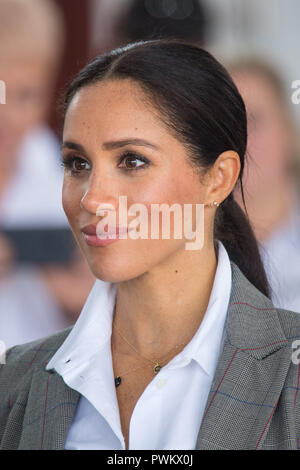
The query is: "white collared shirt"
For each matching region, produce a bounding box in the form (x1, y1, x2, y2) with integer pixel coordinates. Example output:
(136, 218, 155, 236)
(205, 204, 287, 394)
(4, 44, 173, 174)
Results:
(46, 240, 232, 450)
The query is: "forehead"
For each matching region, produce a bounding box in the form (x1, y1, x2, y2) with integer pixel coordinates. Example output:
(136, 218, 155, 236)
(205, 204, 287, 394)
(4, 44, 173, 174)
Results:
(64, 79, 167, 140)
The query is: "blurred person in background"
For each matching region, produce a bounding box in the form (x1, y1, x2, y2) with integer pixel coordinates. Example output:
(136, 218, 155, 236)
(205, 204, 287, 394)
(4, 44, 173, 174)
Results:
(106, 0, 211, 51)
(0, 0, 95, 348)
(229, 58, 300, 312)
(0, 243, 95, 349)
(0, 0, 66, 227)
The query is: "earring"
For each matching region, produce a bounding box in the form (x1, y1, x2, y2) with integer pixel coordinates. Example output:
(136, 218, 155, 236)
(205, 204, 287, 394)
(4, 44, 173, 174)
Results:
(205, 201, 220, 208)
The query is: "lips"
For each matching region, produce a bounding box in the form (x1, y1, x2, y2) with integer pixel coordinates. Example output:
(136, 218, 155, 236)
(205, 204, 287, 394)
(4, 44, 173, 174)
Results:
(80, 224, 129, 247)
(81, 224, 128, 237)
(81, 224, 97, 235)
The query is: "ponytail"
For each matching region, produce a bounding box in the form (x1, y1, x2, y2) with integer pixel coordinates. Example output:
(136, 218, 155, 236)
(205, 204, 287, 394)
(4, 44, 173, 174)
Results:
(214, 192, 271, 298)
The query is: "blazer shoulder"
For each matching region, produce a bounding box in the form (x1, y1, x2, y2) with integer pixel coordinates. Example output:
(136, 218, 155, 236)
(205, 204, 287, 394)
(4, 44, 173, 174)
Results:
(0, 327, 73, 386)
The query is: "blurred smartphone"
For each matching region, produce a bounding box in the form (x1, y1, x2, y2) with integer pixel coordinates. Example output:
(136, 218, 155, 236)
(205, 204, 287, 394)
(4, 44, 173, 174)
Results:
(1, 227, 77, 265)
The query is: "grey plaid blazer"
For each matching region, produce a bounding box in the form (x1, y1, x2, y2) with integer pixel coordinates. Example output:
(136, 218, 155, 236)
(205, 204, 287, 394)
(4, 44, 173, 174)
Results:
(1, 261, 300, 450)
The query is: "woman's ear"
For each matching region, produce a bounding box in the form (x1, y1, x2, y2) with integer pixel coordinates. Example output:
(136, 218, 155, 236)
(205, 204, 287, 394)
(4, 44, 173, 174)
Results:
(208, 151, 241, 203)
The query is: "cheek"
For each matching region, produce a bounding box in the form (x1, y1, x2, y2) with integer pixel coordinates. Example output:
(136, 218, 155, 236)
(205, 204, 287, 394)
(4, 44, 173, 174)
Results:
(62, 178, 82, 224)
(129, 169, 202, 207)
(125, 171, 203, 245)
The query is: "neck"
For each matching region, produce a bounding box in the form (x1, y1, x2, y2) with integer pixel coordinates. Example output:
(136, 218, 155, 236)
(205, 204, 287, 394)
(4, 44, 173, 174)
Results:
(235, 176, 297, 242)
(112, 238, 217, 360)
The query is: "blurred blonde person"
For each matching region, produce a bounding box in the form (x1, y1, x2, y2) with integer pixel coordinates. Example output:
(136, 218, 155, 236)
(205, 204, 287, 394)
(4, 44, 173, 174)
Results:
(0, 0, 95, 347)
(230, 58, 300, 312)
(0, 0, 65, 226)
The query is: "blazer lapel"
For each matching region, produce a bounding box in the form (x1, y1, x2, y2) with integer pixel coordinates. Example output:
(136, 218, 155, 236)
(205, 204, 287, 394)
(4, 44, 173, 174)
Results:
(196, 262, 292, 450)
(18, 366, 81, 450)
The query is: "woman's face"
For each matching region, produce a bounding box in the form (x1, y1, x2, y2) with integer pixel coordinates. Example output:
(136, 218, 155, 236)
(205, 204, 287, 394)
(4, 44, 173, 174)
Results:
(62, 79, 210, 282)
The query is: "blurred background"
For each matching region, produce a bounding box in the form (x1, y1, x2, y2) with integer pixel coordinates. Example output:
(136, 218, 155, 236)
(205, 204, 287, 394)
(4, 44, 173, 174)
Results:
(0, 0, 300, 348)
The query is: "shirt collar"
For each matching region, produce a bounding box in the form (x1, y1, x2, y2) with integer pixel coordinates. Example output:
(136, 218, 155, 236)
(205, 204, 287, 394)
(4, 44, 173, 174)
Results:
(46, 280, 117, 373)
(46, 241, 232, 380)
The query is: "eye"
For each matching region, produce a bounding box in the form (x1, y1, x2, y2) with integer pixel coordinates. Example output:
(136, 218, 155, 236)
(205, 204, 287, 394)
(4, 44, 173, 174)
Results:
(118, 151, 150, 171)
(61, 156, 91, 175)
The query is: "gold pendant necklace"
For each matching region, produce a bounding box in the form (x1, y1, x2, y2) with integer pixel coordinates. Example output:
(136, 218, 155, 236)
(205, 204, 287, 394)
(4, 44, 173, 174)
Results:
(112, 304, 187, 387)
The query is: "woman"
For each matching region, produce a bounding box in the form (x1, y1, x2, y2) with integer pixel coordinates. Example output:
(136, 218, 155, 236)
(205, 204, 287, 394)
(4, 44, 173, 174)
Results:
(0, 39, 300, 450)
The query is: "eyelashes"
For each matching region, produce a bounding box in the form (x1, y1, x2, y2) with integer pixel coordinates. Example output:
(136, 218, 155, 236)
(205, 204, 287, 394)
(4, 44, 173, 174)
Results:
(118, 151, 150, 171)
(61, 156, 90, 173)
(61, 150, 150, 175)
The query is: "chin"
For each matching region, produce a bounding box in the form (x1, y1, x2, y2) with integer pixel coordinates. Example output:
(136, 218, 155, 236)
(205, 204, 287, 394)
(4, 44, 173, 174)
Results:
(79, 238, 184, 284)
(87, 261, 146, 284)
(84, 249, 150, 283)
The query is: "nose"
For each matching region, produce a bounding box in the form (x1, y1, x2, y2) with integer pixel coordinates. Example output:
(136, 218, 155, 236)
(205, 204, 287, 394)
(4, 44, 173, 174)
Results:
(79, 173, 118, 215)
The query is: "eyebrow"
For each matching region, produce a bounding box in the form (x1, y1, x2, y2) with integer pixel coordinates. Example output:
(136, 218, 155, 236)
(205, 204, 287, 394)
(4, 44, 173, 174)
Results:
(61, 138, 160, 152)
(61, 141, 85, 152)
(102, 138, 160, 151)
